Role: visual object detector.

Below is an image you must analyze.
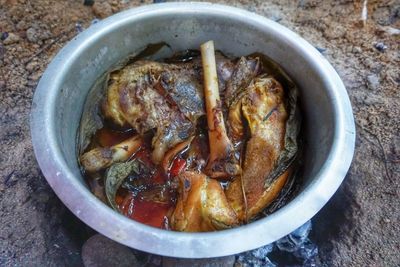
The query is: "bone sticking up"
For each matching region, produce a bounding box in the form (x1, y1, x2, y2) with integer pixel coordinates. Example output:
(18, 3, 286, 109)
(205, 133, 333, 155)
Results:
(200, 41, 240, 179)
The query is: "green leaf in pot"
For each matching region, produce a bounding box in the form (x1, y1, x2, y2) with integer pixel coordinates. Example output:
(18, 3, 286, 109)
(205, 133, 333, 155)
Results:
(77, 72, 108, 155)
(105, 160, 141, 211)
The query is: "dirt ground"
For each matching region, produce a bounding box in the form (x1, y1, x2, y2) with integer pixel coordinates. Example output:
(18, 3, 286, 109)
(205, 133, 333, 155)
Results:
(0, 0, 399, 266)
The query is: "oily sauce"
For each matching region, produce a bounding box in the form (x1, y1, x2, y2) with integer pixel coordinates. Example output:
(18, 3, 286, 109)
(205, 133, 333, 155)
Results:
(85, 126, 183, 229)
(116, 147, 175, 229)
(84, 116, 213, 229)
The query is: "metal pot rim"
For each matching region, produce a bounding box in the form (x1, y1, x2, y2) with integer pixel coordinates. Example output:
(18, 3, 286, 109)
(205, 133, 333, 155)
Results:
(31, 2, 355, 258)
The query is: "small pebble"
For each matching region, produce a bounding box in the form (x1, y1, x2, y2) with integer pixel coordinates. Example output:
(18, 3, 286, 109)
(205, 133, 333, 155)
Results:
(26, 27, 39, 43)
(3, 33, 20, 45)
(1, 32, 9, 41)
(352, 46, 362, 54)
(298, 0, 321, 8)
(374, 42, 387, 52)
(366, 74, 380, 90)
(92, 1, 113, 18)
(293, 239, 318, 260)
(75, 22, 83, 33)
(91, 18, 101, 25)
(26, 61, 39, 72)
(264, 7, 283, 22)
(28, 72, 42, 81)
(363, 93, 384, 105)
(303, 258, 318, 267)
(323, 24, 346, 40)
(290, 220, 312, 245)
(251, 244, 273, 259)
(236, 253, 276, 267)
(16, 20, 28, 30)
(379, 26, 400, 36)
(363, 58, 382, 73)
(315, 47, 327, 54)
(236, 243, 275, 267)
(276, 236, 298, 252)
(4, 171, 18, 187)
(83, 0, 95, 6)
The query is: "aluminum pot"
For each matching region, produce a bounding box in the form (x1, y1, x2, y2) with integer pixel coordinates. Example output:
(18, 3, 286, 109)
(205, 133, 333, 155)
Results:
(30, 3, 355, 258)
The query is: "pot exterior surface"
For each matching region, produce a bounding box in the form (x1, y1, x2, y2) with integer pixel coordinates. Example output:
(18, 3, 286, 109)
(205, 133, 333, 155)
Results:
(31, 3, 355, 258)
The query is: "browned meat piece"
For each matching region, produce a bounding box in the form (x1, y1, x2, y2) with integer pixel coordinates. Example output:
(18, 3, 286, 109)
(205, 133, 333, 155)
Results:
(102, 56, 236, 164)
(170, 171, 238, 232)
(102, 61, 203, 163)
(225, 75, 290, 221)
(104, 61, 205, 124)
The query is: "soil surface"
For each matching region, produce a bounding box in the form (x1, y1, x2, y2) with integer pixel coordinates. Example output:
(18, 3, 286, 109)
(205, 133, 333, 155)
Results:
(0, 0, 399, 266)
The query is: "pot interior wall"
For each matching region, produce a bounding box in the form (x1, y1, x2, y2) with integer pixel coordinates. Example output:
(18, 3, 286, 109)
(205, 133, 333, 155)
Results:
(55, 12, 334, 202)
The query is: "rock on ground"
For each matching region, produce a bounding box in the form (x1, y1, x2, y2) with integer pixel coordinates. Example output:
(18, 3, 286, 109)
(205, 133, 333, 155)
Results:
(2, 33, 20, 45)
(92, 1, 113, 19)
(0, 0, 399, 266)
(82, 234, 139, 267)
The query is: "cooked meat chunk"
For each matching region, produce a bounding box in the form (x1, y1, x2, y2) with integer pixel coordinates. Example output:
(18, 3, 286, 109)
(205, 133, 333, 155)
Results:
(102, 61, 203, 163)
(170, 171, 238, 232)
(102, 56, 236, 164)
(225, 76, 290, 221)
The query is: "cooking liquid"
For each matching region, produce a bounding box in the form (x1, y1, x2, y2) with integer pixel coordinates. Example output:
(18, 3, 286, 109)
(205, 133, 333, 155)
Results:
(85, 123, 211, 229)
(83, 126, 173, 229)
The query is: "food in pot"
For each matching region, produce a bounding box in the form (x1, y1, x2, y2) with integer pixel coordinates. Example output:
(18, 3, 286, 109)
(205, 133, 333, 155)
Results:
(78, 41, 301, 232)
